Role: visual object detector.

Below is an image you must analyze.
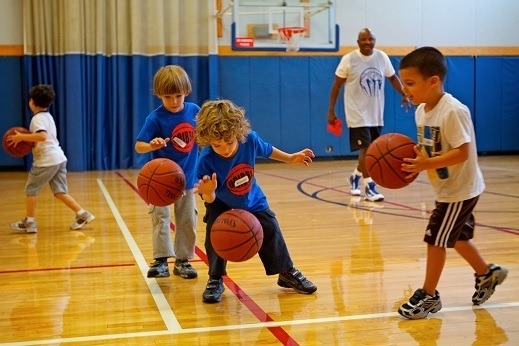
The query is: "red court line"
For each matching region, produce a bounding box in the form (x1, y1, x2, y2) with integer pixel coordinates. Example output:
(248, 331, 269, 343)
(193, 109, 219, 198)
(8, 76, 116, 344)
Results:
(116, 171, 299, 345)
(0, 262, 136, 275)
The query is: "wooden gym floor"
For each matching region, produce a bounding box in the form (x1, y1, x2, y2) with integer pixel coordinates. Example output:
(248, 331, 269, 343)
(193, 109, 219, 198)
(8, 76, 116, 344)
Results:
(0, 156, 518, 345)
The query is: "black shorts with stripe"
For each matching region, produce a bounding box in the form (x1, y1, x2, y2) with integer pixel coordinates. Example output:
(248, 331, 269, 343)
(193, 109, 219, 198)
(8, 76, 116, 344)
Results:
(424, 195, 480, 248)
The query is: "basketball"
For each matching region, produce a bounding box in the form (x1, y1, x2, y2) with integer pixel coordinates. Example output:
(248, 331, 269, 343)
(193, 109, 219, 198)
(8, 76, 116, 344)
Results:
(137, 158, 186, 206)
(365, 133, 418, 189)
(2, 127, 32, 157)
(211, 209, 263, 262)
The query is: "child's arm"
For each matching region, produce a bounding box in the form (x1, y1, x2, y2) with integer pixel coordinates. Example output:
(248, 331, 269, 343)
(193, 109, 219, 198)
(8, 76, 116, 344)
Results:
(269, 147, 315, 166)
(8, 130, 46, 145)
(402, 143, 469, 175)
(194, 173, 217, 203)
(134, 137, 170, 153)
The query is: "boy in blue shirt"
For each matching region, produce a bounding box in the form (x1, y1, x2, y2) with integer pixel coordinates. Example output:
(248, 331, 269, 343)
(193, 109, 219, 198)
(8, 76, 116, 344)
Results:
(195, 99, 317, 303)
(135, 65, 198, 279)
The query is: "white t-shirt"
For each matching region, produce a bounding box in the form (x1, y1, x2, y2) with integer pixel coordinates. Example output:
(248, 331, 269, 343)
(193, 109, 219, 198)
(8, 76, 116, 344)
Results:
(335, 48, 395, 128)
(415, 93, 485, 202)
(30, 111, 67, 167)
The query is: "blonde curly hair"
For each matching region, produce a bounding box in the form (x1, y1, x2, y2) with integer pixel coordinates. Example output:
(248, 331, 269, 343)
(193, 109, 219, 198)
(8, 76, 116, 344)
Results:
(196, 99, 251, 147)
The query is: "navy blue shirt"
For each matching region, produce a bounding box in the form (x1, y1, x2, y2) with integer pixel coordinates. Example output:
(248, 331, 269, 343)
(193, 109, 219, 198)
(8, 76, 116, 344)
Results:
(196, 131, 273, 212)
(136, 102, 199, 189)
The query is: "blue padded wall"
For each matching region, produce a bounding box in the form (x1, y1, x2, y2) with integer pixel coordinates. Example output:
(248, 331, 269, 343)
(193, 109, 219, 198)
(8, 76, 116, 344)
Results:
(0, 57, 27, 168)
(476, 57, 519, 152)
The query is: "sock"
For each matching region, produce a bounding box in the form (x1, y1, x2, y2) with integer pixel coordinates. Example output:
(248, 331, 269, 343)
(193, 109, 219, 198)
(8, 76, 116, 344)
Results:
(364, 177, 373, 185)
(156, 257, 168, 263)
(209, 275, 222, 280)
(77, 208, 86, 215)
(353, 168, 362, 176)
(26, 217, 35, 223)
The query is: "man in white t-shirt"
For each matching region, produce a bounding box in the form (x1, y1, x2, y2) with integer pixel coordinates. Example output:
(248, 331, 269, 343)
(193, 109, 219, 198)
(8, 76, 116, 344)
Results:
(327, 28, 410, 201)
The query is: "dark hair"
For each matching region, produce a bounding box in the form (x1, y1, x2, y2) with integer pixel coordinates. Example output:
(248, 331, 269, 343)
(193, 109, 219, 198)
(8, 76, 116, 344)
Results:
(399, 46, 447, 81)
(29, 84, 56, 109)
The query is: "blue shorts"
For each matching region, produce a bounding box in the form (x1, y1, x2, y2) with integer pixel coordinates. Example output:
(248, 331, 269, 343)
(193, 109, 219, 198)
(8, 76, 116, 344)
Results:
(349, 126, 382, 151)
(424, 196, 479, 248)
(25, 162, 69, 196)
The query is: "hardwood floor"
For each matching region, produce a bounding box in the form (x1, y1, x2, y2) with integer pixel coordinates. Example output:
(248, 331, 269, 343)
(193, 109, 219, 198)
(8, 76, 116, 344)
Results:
(0, 156, 518, 345)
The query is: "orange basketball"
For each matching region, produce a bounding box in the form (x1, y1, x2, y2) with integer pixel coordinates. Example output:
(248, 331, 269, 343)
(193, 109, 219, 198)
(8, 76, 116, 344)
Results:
(365, 133, 418, 189)
(2, 127, 32, 157)
(137, 158, 186, 206)
(211, 209, 263, 262)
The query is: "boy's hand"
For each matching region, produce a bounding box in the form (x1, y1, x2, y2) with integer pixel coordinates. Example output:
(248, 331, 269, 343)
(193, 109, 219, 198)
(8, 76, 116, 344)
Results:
(401, 146, 426, 178)
(149, 137, 170, 150)
(7, 130, 25, 146)
(194, 173, 218, 196)
(291, 148, 315, 166)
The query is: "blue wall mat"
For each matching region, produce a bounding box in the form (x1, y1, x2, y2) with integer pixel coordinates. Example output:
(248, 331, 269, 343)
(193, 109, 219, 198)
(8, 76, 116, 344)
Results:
(309, 56, 349, 156)
(280, 57, 312, 152)
(249, 57, 282, 148)
(385, 57, 417, 140)
(475, 57, 503, 152)
(0, 57, 29, 168)
(501, 57, 519, 151)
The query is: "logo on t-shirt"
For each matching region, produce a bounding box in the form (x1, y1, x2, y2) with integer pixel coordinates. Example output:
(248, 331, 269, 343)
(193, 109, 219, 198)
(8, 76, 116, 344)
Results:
(417, 125, 449, 180)
(226, 163, 254, 196)
(170, 123, 195, 153)
(359, 67, 383, 97)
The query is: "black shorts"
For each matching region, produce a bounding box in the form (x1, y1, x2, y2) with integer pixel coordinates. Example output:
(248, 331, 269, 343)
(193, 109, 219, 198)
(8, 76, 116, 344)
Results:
(349, 127, 382, 151)
(424, 196, 480, 248)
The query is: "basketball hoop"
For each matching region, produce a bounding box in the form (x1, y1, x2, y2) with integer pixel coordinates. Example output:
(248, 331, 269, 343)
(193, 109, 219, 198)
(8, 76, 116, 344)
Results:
(278, 26, 306, 52)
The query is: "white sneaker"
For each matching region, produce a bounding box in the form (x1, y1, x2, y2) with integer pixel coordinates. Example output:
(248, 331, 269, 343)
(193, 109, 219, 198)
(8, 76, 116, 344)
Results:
(70, 211, 95, 230)
(349, 174, 361, 196)
(10, 218, 37, 234)
(365, 182, 384, 202)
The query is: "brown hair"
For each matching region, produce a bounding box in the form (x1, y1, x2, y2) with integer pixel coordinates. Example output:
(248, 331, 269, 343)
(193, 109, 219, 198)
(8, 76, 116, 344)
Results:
(153, 65, 192, 96)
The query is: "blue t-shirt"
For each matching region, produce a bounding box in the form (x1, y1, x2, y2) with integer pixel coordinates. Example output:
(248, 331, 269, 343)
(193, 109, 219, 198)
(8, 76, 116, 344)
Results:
(136, 102, 199, 189)
(196, 131, 273, 212)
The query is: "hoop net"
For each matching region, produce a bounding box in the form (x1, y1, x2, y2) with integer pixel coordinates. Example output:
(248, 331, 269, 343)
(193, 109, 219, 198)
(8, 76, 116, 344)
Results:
(278, 27, 306, 52)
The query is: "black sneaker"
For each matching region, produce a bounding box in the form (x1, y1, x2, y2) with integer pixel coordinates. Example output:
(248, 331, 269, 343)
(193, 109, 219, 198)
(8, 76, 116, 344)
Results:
(173, 259, 198, 279)
(278, 268, 317, 294)
(202, 278, 225, 303)
(147, 259, 170, 278)
(398, 288, 442, 320)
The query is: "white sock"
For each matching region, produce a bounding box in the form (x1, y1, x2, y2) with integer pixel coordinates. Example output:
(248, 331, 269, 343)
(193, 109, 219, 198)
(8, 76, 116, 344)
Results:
(77, 209, 86, 215)
(364, 177, 373, 185)
(353, 168, 362, 176)
(26, 217, 35, 223)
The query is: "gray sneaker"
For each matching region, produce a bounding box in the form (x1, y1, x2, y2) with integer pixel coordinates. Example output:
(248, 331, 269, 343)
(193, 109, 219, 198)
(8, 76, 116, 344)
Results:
(147, 259, 170, 278)
(10, 218, 37, 234)
(472, 264, 508, 305)
(173, 259, 198, 279)
(70, 211, 95, 230)
(398, 289, 442, 320)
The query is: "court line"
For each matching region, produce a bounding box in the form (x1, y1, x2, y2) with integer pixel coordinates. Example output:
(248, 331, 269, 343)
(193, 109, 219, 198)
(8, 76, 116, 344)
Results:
(115, 171, 299, 345)
(2, 301, 517, 345)
(96, 178, 182, 332)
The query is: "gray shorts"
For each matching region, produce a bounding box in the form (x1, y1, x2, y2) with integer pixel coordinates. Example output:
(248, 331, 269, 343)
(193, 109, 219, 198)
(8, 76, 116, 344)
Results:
(349, 126, 382, 151)
(25, 162, 69, 196)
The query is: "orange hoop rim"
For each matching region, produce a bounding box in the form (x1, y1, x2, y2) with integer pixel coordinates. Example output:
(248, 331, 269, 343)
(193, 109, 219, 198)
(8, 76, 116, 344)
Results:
(278, 26, 307, 36)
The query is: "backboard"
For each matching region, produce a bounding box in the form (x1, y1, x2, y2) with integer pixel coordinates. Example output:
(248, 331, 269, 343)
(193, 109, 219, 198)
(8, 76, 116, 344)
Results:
(231, 0, 339, 52)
